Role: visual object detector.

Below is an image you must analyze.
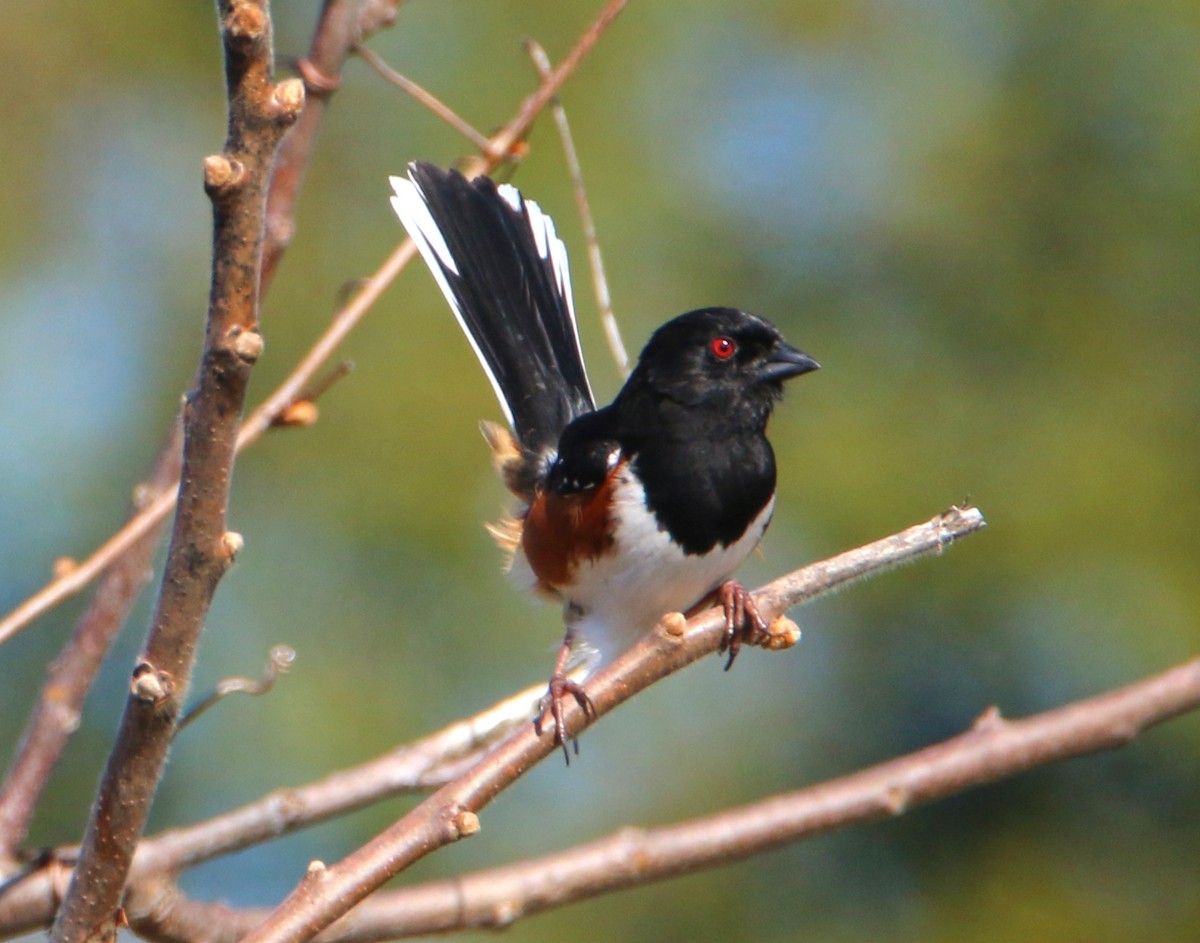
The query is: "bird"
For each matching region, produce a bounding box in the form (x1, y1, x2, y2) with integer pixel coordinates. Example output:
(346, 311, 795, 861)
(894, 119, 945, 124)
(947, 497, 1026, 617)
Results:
(389, 162, 819, 755)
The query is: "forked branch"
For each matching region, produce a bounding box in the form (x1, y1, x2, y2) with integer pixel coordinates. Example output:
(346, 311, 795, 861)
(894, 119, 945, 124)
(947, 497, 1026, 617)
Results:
(205, 508, 987, 943)
(121, 656, 1200, 942)
(0, 0, 629, 651)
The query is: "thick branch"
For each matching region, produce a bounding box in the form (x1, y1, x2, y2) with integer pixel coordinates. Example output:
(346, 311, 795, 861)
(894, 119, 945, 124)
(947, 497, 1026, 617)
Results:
(209, 508, 983, 943)
(125, 656, 1200, 943)
(0, 507, 981, 940)
(47, 5, 303, 942)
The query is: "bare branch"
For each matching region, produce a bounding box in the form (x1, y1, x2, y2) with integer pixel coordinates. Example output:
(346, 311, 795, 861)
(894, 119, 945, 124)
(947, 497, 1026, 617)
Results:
(478, 0, 627, 166)
(526, 40, 629, 375)
(131, 683, 543, 877)
(48, 4, 304, 940)
(0, 422, 182, 861)
(219, 507, 985, 943)
(354, 44, 493, 153)
(260, 0, 403, 292)
(0, 0, 379, 652)
(175, 645, 296, 734)
(0, 684, 538, 939)
(0, 488, 173, 647)
(1, 3, 630, 940)
(125, 655, 1200, 943)
(0, 507, 982, 939)
(0, 0, 627, 651)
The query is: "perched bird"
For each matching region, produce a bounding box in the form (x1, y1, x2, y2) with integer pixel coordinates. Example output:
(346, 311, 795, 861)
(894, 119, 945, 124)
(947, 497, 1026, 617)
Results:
(390, 162, 819, 752)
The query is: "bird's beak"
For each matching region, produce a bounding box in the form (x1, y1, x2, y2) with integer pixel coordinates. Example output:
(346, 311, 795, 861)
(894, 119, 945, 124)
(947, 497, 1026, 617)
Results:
(757, 343, 820, 384)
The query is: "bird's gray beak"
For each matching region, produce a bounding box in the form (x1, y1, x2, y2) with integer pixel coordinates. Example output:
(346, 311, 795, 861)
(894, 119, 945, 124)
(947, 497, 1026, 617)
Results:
(757, 343, 820, 384)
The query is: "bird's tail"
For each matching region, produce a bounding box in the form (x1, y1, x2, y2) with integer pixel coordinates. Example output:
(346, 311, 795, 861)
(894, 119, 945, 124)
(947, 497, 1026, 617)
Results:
(390, 162, 594, 493)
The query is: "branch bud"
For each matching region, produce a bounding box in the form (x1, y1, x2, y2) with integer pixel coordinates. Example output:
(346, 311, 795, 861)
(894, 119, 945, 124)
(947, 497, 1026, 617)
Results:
(229, 326, 265, 364)
(203, 154, 246, 194)
(131, 482, 157, 509)
(219, 531, 245, 565)
(52, 556, 78, 579)
(763, 615, 801, 651)
(275, 400, 319, 428)
(971, 705, 1006, 733)
(450, 811, 481, 839)
(225, 0, 266, 41)
(659, 611, 687, 638)
(271, 78, 306, 122)
(131, 662, 174, 705)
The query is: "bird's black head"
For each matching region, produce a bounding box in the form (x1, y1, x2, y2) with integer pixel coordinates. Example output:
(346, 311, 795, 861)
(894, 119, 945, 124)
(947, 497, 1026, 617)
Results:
(617, 307, 819, 428)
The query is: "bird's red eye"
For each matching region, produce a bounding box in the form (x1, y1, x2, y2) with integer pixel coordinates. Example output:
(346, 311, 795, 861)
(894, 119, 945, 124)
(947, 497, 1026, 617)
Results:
(710, 336, 736, 360)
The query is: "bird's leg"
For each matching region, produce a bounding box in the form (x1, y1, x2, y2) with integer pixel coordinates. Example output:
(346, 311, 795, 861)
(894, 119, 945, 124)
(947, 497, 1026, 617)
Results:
(716, 579, 769, 670)
(533, 629, 595, 763)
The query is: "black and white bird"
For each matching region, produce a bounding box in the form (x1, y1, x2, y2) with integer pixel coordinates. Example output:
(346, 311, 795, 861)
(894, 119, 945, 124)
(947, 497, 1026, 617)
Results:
(390, 162, 819, 750)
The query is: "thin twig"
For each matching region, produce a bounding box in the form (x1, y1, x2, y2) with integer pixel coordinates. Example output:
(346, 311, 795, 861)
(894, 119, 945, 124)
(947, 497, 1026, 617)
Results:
(175, 645, 296, 734)
(526, 39, 628, 375)
(480, 0, 627, 165)
(0, 421, 183, 861)
(0, 0, 627, 651)
(354, 44, 494, 153)
(260, 0, 404, 292)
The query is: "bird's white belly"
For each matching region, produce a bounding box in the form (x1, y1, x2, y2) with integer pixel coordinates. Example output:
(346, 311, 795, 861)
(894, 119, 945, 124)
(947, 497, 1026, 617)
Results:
(563, 467, 774, 667)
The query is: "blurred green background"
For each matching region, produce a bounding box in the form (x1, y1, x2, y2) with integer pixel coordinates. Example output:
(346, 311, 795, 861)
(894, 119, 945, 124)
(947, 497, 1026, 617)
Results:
(2, 1, 1198, 940)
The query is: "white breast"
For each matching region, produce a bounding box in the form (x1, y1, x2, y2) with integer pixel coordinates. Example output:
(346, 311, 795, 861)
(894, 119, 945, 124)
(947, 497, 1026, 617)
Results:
(515, 465, 775, 669)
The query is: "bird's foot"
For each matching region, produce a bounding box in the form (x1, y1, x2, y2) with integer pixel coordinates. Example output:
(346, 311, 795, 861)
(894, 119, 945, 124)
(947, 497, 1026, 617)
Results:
(717, 578, 769, 670)
(534, 673, 595, 764)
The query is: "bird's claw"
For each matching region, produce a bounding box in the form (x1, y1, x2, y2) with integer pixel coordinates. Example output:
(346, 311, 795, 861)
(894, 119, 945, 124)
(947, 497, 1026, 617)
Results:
(717, 579, 769, 670)
(534, 674, 596, 763)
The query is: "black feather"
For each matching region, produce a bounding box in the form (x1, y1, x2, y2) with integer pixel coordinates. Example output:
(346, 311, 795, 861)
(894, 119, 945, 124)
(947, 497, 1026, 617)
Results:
(396, 163, 594, 455)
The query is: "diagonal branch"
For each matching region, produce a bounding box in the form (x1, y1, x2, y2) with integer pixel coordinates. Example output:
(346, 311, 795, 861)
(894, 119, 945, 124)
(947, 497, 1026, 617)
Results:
(354, 44, 494, 153)
(0, 0, 628, 652)
(0, 422, 183, 861)
(223, 507, 985, 943)
(0, 506, 981, 939)
(260, 0, 405, 292)
(47, 3, 304, 941)
(125, 655, 1200, 943)
(138, 505, 983, 873)
(130, 683, 543, 877)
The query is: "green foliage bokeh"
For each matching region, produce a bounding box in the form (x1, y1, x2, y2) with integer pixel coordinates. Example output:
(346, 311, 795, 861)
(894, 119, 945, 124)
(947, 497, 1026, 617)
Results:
(1, 1, 1197, 940)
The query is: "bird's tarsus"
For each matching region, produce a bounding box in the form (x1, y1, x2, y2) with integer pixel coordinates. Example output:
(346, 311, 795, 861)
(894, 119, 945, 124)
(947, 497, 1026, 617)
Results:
(717, 579, 768, 670)
(534, 674, 595, 763)
(533, 634, 596, 763)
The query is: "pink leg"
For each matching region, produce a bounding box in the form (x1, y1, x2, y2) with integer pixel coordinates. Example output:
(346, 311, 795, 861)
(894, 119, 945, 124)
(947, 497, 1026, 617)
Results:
(717, 579, 769, 670)
(533, 630, 596, 763)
